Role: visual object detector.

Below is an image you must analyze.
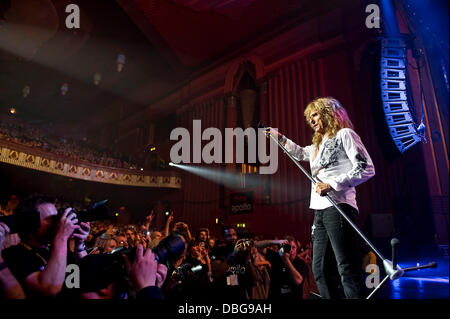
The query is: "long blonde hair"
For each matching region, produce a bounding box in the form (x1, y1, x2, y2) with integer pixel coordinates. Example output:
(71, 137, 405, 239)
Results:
(304, 97, 354, 148)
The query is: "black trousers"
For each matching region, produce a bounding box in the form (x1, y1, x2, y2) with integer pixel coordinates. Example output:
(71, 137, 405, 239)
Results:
(311, 203, 363, 299)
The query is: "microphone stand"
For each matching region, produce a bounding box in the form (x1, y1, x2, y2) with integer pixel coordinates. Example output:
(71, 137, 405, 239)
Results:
(259, 123, 437, 299)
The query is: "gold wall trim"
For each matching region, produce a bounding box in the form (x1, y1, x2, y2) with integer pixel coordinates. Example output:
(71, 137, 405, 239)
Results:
(0, 143, 181, 189)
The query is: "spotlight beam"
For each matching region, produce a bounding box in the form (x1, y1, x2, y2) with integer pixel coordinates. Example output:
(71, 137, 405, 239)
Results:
(380, 0, 401, 36)
(170, 163, 308, 203)
(170, 163, 263, 190)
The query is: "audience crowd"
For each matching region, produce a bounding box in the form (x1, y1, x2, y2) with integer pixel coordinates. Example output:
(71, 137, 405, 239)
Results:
(0, 119, 139, 170)
(0, 194, 317, 300)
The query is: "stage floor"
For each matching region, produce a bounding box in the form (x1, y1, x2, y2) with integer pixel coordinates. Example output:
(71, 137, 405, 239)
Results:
(375, 256, 449, 299)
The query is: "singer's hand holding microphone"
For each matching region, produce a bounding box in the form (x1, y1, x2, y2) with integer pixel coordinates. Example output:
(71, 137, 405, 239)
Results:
(264, 127, 280, 137)
(264, 127, 288, 147)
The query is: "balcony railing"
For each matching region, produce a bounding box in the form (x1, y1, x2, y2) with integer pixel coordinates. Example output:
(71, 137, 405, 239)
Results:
(0, 139, 181, 188)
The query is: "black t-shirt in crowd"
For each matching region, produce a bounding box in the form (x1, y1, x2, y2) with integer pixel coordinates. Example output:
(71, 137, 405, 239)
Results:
(1, 243, 51, 297)
(265, 249, 308, 300)
(210, 256, 255, 300)
(2, 244, 50, 281)
(169, 256, 212, 299)
(210, 241, 234, 262)
(2, 243, 99, 299)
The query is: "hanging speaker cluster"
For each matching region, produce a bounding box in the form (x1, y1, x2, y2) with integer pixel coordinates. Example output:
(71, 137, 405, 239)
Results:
(381, 37, 421, 153)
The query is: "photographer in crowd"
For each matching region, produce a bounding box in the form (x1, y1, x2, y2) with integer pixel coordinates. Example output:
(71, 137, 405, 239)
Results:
(92, 234, 118, 254)
(259, 236, 307, 300)
(164, 239, 212, 299)
(1, 194, 90, 298)
(210, 225, 238, 262)
(76, 244, 168, 299)
(197, 228, 210, 244)
(1, 193, 318, 300)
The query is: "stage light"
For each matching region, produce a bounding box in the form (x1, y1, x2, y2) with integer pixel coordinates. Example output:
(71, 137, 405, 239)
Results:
(9, 107, 16, 114)
(380, 0, 400, 36)
(140, 167, 144, 171)
(165, 211, 170, 216)
(61, 82, 69, 96)
(115, 212, 119, 217)
(22, 85, 30, 98)
(117, 53, 126, 72)
(168, 162, 174, 166)
(150, 147, 156, 152)
(94, 72, 101, 85)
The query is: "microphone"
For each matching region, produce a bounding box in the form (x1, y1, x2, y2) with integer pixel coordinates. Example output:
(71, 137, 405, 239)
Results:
(258, 122, 282, 139)
(383, 238, 405, 280)
(403, 261, 437, 272)
(391, 238, 400, 270)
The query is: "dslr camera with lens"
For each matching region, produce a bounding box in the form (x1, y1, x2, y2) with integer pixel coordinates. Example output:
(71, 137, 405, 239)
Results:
(172, 263, 204, 283)
(108, 232, 186, 266)
(0, 197, 110, 235)
(55, 199, 111, 224)
(278, 243, 291, 254)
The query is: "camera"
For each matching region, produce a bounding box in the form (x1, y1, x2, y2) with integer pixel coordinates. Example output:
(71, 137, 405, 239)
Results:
(0, 198, 109, 235)
(140, 228, 150, 236)
(109, 232, 186, 265)
(172, 263, 204, 282)
(279, 243, 291, 254)
(56, 200, 111, 224)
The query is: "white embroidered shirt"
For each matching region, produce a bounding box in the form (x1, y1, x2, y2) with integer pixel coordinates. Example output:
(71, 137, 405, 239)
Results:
(283, 128, 375, 211)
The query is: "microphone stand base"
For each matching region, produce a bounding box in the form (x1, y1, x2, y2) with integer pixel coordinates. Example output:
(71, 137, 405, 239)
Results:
(383, 259, 405, 280)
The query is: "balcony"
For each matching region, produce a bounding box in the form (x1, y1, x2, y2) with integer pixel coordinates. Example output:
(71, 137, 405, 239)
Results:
(0, 139, 181, 189)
